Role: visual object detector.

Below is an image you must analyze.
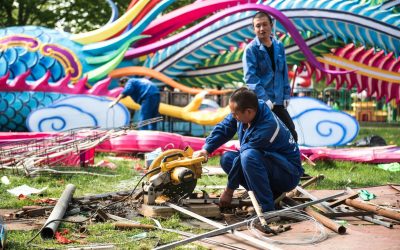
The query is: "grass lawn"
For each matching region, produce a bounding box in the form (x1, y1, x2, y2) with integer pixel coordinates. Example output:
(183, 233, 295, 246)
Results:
(2, 124, 400, 249)
(356, 123, 400, 146)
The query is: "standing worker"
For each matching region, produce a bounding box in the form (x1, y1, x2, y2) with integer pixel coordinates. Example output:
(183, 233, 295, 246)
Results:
(109, 77, 160, 130)
(194, 88, 303, 212)
(243, 11, 298, 142)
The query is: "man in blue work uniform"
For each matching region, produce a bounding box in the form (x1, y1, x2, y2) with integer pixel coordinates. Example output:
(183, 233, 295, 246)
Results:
(194, 88, 303, 212)
(243, 12, 298, 142)
(109, 77, 160, 130)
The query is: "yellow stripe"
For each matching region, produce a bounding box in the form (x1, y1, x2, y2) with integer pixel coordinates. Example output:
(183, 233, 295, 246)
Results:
(318, 54, 400, 84)
(70, 0, 150, 44)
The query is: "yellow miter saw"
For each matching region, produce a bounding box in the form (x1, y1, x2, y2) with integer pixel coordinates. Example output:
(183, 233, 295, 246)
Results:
(143, 146, 206, 205)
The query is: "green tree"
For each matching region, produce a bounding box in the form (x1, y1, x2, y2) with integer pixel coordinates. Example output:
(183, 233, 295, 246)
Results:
(0, 0, 129, 32)
(0, 0, 196, 33)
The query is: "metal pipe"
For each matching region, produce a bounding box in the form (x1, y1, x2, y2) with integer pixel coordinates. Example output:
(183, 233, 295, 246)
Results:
(67, 245, 116, 250)
(295, 186, 335, 213)
(305, 207, 346, 234)
(286, 187, 346, 234)
(345, 199, 400, 221)
(155, 192, 346, 250)
(41, 184, 76, 239)
(283, 197, 346, 235)
(357, 214, 393, 228)
(114, 220, 244, 250)
(336, 207, 393, 228)
(165, 202, 281, 250)
(341, 188, 394, 227)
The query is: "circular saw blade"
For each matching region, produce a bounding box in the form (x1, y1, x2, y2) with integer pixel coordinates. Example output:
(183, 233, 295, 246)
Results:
(161, 179, 197, 202)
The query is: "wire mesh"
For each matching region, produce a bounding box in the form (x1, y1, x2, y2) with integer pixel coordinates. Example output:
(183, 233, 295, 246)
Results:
(0, 117, 163, 176)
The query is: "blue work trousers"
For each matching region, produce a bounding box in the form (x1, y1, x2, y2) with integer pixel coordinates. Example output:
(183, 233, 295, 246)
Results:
(139, 94, 160, 130)
(220, 149, 301, 212)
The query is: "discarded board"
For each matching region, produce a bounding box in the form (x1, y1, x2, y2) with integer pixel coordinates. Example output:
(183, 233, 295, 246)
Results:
(138, 203, 221, 218)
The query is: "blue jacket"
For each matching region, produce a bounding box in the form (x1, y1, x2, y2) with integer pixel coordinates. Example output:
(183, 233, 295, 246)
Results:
(243, 37, 290, 105)
(121, 78, 159, 104)
(203, 100, 302, 175)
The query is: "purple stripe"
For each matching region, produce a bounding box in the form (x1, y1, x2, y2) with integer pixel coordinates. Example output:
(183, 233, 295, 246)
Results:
(0, 35, 40, 49)
(41, 44, 81, 79)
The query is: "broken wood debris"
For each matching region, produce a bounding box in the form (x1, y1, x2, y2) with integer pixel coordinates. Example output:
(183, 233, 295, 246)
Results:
(282, 183, 400, 234)
(4, 172, 399, 249)
(155, 192, 346, 250)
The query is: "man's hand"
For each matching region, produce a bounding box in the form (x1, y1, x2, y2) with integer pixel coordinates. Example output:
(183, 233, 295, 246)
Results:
(265, 100, 274, 110)
(283, 99, 290, 109)
(108, 101, 117, 109)
(193, 149, 209, 163)
(219, 188, 234, 207)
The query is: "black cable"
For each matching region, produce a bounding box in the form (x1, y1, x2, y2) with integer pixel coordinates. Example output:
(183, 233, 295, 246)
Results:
(26, 167, 161, 245)
(95, 166, 160, 209)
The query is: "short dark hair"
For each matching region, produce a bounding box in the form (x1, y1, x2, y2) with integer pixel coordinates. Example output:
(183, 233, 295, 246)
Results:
(229, 87, 258, 112)
(119, 77, 130, 86)
(252, 12, 273, 26)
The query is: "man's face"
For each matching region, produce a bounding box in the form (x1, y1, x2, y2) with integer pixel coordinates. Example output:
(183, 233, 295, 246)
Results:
(229, 101, 254, 124)
(119, 80, 127, 87)
(253, 16, 272, 40)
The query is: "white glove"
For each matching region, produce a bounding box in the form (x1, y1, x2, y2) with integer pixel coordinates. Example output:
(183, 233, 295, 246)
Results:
(265, 100, 274, 110)
(108, 102, 116, 109)
(283, 99, 290, 109)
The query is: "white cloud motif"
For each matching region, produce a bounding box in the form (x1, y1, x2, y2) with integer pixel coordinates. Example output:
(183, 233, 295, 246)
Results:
(287, 97, 359, 147)
(26, 95, 130, 132)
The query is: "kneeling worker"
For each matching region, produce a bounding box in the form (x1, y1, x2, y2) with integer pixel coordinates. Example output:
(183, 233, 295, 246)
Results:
(194, 87, 303, 212)
(109, 77, 160, 130)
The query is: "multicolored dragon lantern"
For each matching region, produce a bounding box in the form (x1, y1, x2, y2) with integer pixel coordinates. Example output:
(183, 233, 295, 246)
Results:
(0, 0, 399, 147)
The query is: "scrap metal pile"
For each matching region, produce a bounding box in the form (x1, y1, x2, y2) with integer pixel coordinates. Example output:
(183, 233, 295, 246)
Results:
(0, 128, 121, 175)
(0, 117, 162, 176)
(3, 149, 399, 249)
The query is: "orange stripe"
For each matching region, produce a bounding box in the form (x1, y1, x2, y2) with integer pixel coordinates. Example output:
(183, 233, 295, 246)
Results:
(109, 66, 234, 95)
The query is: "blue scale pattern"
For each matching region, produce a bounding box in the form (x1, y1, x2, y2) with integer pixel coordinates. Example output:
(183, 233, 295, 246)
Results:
(0, 92, 66, 131)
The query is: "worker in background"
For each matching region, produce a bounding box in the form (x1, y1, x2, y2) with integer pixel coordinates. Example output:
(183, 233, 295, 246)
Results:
(194, 87, 303, 212)
(109, 77, 160, 130)
(243, 11, 298, 142)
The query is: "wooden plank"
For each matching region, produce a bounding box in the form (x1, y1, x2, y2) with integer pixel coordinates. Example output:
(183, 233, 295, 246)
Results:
(329, 193, 359, 208)
(186, 204, 221, 218)
(389, 185, 400, 193)
(138, 203, 221, 218)
(286, 174, 325, 198)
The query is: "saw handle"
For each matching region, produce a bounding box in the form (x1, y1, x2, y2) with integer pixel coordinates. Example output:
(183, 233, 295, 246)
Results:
(162, 156, 206, 170)
(161, 152, 185, 163)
